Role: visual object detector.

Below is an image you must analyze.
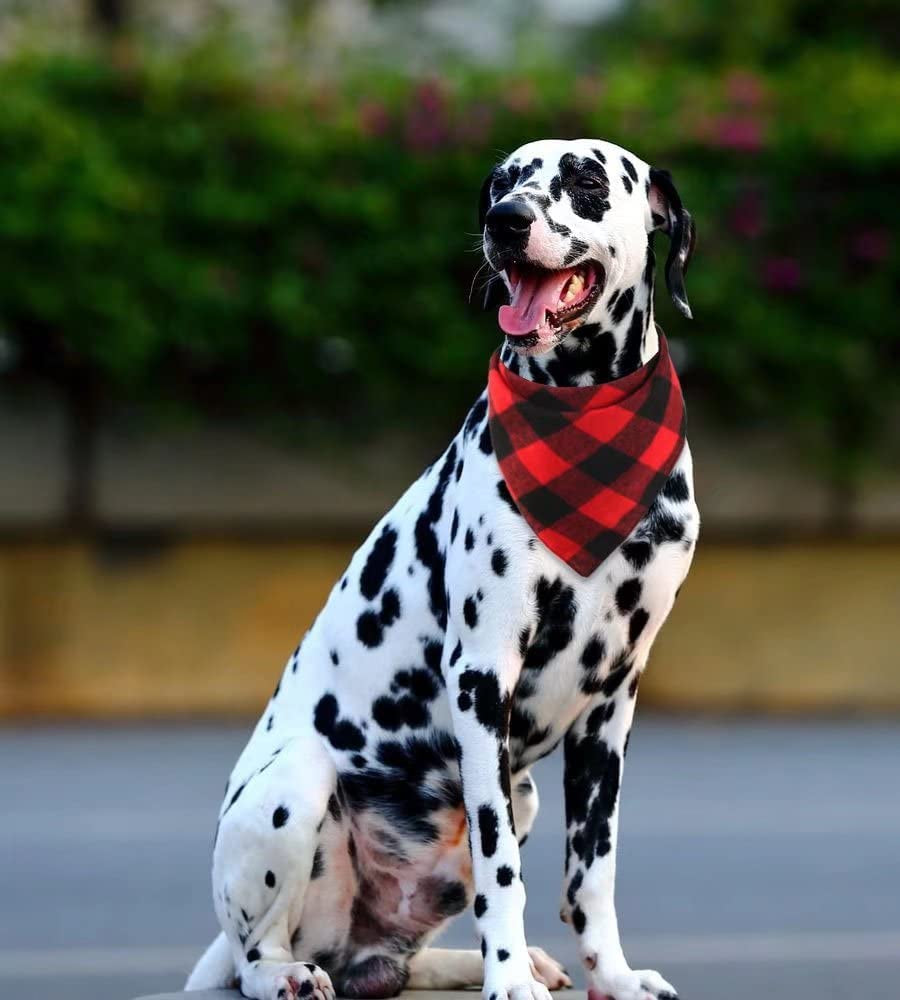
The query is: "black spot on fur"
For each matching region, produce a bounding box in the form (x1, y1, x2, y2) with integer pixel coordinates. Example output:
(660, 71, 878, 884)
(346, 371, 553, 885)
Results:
(497, 865, 514, 886)
(450, 509, 459, 543)
(479, 422, 493, 455)
(564, 237, 590, 266)
(644, 500, 686, 545)
(580, 634, 606, 671)
(265, 870, 276, 888)
(463, 596, 479, 629)
(497, 949, 510, 962)
(314, 693, 366, 752)
(621, 539, 653, 569)
(617, 307, 644, 376)
(523, 577, 577, 670)
(478, 804, 499, 857)
(616, 578, 643, 615)
(567, 868, 583, 906)
(340, 731, 461, 843)
(372, 668, 439, 732)
(572, 905, 586, 934)
(356, 610, 382, 648)
(559, 153, 611, 221)
(272, 806, 289, 828)
(630, 608, 650, 643)
(373, 693, 428, 731)
(474, 893, 488, 917)
(601, 651, 633, 697)
(380, 588, 400, 625)
(465, 527, 475, 552)
(621, 156, 638, 181)
(449, 640, 462, 667)
(246, 948, 261, 963)
(360, 524, 397, 601)
(459, 669, 509, 736)
(438, 880, 468, 917)
(491, 548, 508, 576)
(564, 728, 621, 868)
(464, 396, 488, 439)
(610, 286, 634, 325)
(662, 470, 690, 503)
(415, 444, 457, 630)
(496, 479, 520, 516)
(587, 701, 615, 732)
(310, 846, 324, 879)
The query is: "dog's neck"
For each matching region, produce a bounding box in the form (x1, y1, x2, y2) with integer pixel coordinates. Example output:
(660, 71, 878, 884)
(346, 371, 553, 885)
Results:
(498, 242, 658, 387)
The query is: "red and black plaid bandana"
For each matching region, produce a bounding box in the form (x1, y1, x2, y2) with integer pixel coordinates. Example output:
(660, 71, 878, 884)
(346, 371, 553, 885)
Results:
(488, 331, 686, 577)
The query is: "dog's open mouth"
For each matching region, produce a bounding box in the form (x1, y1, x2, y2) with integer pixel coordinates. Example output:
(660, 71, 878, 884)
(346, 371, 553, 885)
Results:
(498, 262, 603, 351)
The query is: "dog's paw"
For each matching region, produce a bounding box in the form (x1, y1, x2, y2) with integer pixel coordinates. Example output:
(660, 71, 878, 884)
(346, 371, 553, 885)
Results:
(587, 967, 678, 1000)
(243, 961, 335, 1000)
(484, 957, 554, 1000)
(485, 980, 553, 1000)
(528, 947, 572, 991)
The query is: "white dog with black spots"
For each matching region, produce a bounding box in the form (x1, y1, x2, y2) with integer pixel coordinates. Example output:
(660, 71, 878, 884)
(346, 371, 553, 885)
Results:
(186, 137, 699, 1000)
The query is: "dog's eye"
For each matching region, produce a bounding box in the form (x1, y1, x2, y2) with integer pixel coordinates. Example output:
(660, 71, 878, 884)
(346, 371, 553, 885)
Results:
(575, 176, 603, 189)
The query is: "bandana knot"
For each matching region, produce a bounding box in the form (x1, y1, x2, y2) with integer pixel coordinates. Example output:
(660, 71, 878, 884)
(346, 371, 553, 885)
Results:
(487, 330, 686, 576)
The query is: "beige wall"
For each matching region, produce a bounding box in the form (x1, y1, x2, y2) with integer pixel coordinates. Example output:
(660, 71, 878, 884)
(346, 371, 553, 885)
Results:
(2, 539, 898, 718)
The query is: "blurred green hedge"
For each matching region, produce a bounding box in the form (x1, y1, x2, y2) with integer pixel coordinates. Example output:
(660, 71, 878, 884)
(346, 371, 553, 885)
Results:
(0, 45, 897, 481)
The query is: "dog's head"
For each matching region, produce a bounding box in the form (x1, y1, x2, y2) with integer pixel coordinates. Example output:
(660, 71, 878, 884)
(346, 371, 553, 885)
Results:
(479, 138, 696, 356)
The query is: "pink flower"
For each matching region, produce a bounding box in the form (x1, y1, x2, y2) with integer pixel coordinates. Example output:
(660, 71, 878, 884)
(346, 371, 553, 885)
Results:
(731, 189, 764, 239)
(415, 79, 446, 115)
(404, 80, 449, 152)
(455, 103, 494, 146)
(504, 80, 536, 114)
(358, 100, 391, 138)
(575, 75, 606, 106)
(850, 228, 890, 264)
(714, 115, 765, 153)
(762, 256, 802, 294)
(725, 71, 766, 108)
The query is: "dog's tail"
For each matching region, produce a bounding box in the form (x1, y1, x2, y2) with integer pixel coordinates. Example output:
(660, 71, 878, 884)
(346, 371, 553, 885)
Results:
(185, 931, 235, 991)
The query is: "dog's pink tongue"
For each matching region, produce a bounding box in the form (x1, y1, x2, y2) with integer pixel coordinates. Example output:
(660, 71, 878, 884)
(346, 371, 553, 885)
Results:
(498, 267, 575, 336)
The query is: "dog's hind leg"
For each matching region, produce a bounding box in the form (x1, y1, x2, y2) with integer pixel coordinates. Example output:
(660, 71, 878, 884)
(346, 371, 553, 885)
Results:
(407, 948, 570, 991)
(212, 731, 337, 1000)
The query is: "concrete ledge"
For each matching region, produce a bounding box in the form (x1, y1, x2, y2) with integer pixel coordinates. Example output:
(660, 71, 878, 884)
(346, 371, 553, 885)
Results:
(136, 993, 581, 1000)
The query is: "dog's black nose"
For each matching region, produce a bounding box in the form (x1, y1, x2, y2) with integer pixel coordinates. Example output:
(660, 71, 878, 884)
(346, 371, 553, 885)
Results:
(485, 200, 535, 240)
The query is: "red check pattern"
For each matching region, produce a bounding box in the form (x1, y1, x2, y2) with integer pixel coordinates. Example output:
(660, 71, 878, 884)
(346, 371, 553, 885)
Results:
(488, 330, 686, 577)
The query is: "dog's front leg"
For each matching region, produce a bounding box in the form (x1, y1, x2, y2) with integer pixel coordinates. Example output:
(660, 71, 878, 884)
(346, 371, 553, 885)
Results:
(561, 664, 677, 1000)
(445, 625, 551, 1000)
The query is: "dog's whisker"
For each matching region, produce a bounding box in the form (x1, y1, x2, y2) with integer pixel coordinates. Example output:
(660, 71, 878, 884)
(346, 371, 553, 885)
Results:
(468, 261, 493, 304)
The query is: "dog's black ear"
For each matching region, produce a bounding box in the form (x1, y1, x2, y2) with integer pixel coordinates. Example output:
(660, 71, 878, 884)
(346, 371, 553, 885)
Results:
(649, 167, 696, 319)
(478, 170, 495, 231)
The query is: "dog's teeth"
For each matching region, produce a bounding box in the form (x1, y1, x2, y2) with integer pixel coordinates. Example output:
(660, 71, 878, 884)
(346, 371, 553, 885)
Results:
(562, 274, 584, 304)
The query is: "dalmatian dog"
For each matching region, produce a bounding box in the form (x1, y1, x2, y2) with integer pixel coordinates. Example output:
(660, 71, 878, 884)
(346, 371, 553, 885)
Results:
(186, 138, 699, 1000)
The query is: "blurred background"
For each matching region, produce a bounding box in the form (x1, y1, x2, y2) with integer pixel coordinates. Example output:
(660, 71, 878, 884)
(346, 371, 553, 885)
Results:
(0, 2, 898, 999)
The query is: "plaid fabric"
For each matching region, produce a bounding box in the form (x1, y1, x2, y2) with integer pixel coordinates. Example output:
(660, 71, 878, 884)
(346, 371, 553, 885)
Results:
(488, 330, 686, 577)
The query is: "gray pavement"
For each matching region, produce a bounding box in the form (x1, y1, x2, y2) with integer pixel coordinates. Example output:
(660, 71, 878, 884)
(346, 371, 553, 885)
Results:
(2, 718, 899, 1000)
